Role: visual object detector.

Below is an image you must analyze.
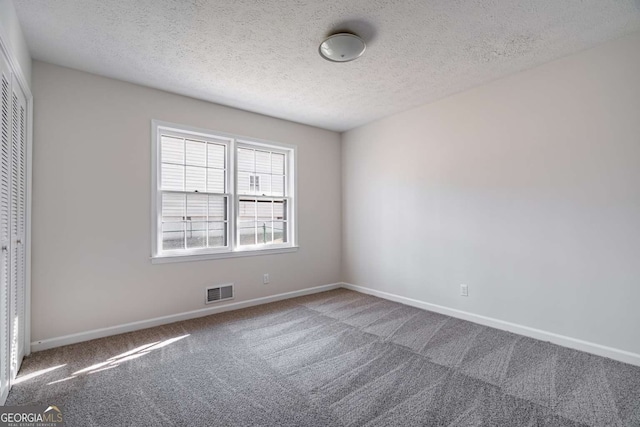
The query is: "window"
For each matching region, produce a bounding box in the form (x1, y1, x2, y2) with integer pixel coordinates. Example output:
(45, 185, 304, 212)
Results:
(152, 121, 296, 262)
(249, 175, 260, 193)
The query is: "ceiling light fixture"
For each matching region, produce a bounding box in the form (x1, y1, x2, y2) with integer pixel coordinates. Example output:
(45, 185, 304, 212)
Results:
(319, 33, 366, 63)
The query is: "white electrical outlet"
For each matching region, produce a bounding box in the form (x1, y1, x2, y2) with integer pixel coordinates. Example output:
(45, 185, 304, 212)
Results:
(263, 273, 270, 284)
(460, 284, 468, 297)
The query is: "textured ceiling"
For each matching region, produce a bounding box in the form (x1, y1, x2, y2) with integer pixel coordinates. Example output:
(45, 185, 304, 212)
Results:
(14, 0, 640, 131)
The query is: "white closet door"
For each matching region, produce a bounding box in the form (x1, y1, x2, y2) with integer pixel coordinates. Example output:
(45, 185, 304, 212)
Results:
(0, 51, 12, 403)
(9, 73, 26, 379)
(15, 77, 26, 366)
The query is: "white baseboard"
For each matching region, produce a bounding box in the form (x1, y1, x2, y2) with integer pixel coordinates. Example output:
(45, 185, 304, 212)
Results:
(342, 282, 640, 367)
(31, 283, 341, 352)
(30, 281, 640, 367)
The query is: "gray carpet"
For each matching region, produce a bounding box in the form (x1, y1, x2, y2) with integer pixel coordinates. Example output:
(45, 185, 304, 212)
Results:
(7, 289, 640, 426)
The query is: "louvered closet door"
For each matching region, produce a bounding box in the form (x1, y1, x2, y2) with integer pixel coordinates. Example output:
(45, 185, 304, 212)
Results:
(0, 52, 12, 402)
(9, 74, 26, 379)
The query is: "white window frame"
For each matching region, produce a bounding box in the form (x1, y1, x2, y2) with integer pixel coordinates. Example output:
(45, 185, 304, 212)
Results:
(151, 120, 297, 263)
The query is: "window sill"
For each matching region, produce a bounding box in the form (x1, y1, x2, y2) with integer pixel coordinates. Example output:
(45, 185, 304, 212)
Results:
(151, 246, 299, 264)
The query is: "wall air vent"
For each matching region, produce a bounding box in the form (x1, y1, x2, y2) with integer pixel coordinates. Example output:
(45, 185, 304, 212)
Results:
(205, 284, 234, 304)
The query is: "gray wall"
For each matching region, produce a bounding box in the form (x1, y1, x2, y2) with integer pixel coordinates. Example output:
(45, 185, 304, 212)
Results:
(342, 32, 640, 354)
(31, 61, 341, 341)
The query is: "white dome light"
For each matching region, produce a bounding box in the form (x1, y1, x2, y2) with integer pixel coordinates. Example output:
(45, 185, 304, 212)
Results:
(319, 33, 366, 63)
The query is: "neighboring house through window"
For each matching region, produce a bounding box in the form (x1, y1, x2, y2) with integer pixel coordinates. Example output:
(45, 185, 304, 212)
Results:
(249, 175, 260, 193)
(151, 120, 296, 262)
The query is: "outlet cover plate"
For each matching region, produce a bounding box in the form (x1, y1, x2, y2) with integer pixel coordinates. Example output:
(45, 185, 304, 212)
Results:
(460, 284, 468, 297)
